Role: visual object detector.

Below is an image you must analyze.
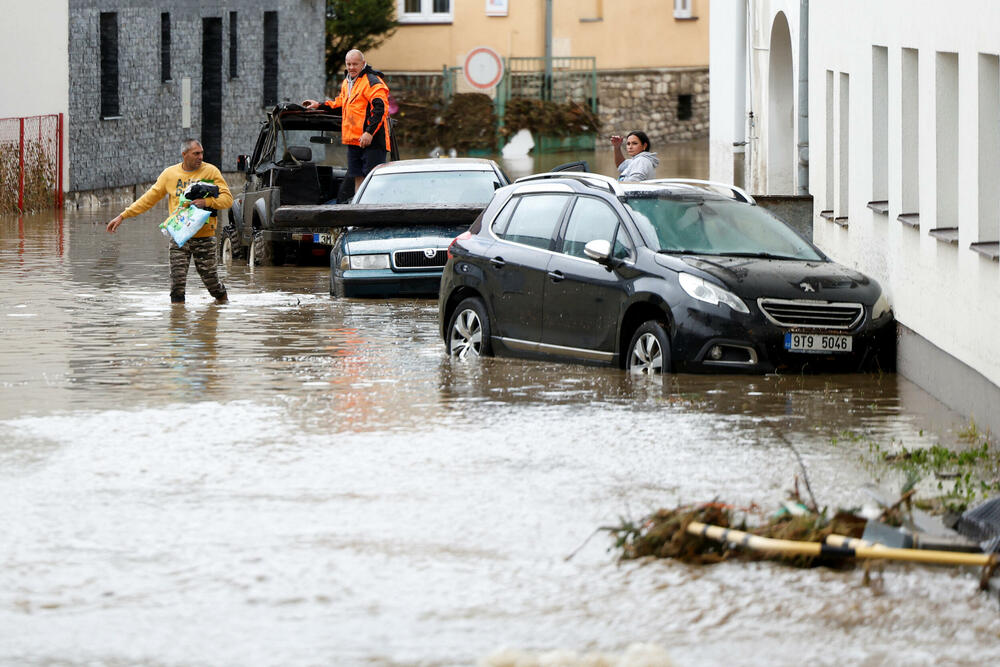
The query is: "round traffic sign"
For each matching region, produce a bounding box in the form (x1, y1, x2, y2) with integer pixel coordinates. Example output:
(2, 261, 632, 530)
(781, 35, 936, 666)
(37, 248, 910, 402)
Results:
(463, 47, 504, 90)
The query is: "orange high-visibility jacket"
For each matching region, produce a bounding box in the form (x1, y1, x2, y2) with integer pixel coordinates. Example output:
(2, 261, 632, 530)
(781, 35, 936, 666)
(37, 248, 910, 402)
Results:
(323, 65, 391, 150)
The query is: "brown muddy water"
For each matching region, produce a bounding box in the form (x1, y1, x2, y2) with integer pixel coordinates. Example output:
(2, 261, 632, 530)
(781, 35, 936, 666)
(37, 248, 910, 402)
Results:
(3, 148, 1000, 666)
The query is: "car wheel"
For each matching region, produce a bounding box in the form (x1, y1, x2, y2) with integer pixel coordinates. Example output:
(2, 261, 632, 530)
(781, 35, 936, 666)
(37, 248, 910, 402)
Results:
(446, 297, 492, 360)
(219, 234, 234, 266)
(249, 232, 283, 266)
(330, 272, 346, 298)
(627, 321, 672, 375)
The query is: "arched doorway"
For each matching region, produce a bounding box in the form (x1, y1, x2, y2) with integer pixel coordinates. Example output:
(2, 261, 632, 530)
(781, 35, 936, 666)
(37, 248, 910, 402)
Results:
(767, 12, 795, 193)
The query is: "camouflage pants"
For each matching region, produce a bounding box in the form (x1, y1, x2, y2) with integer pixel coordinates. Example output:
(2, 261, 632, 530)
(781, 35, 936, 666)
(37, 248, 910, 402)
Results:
(169, 236, 227, 302)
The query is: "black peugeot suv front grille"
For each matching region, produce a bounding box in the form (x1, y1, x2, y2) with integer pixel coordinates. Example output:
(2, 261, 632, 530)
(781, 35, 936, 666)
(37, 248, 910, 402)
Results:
(757, 298, 864, 329)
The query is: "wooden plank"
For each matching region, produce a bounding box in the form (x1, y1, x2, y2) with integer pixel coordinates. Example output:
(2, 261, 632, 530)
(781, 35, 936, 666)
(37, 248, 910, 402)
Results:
(272, 203, 486, 228)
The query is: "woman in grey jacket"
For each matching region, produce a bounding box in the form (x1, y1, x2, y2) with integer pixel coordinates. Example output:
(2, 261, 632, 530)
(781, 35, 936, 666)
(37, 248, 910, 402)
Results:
(610, 130, 659, 182)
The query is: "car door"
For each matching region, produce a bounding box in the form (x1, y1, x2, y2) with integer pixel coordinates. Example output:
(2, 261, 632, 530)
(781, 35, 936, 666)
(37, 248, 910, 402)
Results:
(485, 193, 570, 344)
(541, 196, 633, 357)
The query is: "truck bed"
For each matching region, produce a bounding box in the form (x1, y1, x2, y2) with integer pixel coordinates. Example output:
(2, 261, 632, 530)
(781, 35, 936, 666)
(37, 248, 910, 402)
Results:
(272, 203, 485, 228)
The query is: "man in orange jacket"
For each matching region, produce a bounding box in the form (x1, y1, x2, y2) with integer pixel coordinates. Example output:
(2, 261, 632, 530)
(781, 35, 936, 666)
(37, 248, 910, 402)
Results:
(303, 49, 391, 191)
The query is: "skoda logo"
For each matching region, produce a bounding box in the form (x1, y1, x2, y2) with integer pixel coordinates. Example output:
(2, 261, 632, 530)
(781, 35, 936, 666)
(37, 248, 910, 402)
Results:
(799, 281, 816, 293)
(424, 248, 437, 259)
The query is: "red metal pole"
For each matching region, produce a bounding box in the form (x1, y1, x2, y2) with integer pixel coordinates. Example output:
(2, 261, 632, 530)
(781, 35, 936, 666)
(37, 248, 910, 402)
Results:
(18, 117, 25, 212)
(57, 113, 64, 208)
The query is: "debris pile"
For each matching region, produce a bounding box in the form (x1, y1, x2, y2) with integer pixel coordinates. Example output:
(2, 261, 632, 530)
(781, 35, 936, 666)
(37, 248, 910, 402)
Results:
(501, 98, 601, 139)
(392, 94, 445, 149)
(391, 94, 601, 153)
(611, 501, 866, 568)
(393, 93, 497, 152)
(441, 93, 498, 152)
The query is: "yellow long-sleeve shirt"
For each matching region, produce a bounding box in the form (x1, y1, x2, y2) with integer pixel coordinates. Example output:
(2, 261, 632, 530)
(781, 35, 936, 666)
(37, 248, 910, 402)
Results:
(120, 162, 233, 238)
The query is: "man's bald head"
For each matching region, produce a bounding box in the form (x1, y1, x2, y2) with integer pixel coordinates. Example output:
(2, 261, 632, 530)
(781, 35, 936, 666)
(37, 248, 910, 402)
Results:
(345, 50, 365, 79)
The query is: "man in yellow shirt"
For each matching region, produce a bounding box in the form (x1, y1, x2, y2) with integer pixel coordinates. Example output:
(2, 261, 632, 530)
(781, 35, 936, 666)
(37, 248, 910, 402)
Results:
(106, 138, 233, 304)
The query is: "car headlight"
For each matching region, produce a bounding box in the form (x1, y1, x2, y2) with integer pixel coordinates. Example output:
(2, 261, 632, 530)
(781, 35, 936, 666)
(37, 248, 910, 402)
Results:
(348, 254, 390, 270)
(678, 272, 750, 314)
(872, 289, 891, 319)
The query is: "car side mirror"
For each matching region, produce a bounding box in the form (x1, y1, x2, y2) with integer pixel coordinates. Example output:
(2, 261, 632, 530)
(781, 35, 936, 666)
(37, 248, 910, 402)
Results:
(583, 239, 613, 266)
(236, 154, 249, 173)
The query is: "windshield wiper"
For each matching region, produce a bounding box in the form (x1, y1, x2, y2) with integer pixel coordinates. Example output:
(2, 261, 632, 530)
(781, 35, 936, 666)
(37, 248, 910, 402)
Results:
(657, 248, 703, 255)
(657, 249, 808, 260)
(717, 251, 804, 261)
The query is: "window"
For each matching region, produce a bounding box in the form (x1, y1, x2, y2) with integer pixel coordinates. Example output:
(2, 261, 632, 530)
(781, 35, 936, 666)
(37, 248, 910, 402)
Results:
(677, 94, 693, 121)
(935, 52, 958, 231)
(263, 11, 279, 106)
(901, 48, 919, 217)
(837, 73, 850, 221)
(99, 12, 119, 118)
(229, 11, 238, 79)
(161, 13, 171, 82)
(561, 197, 629, 259)
(398, 0, 452, 24)
(978, 54, 1000, 242)
(674, 0, 694, 20)
(495, 195, 568, 249)
(824, 70, 834, 212)
(360, 171, 501, 205)
(871, 46, 888, 210)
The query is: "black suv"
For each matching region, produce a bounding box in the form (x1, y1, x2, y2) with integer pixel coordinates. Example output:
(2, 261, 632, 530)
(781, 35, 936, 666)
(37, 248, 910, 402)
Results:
(439, 173, 895, 374)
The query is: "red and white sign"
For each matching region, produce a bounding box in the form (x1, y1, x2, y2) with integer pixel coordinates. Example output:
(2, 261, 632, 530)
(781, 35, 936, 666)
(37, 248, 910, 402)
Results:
(463, 46, 504, 90)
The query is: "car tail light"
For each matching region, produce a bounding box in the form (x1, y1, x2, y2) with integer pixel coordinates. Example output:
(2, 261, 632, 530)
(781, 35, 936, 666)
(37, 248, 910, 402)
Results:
(448, 231, 473, 259)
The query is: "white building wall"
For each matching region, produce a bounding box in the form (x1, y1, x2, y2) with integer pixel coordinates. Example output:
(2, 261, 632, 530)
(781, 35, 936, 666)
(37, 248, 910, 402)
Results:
(0, 0, 70, 194)
(0, 1, 70, 119)
(708, 0, 746, 186)
(709, 0, 803, 194)
(809, 1, 1000, 396)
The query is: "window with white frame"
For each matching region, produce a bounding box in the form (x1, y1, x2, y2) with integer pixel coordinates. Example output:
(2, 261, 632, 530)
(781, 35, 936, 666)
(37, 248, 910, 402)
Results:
(674, 0, 693, 19)
(398, 0, 452, 24)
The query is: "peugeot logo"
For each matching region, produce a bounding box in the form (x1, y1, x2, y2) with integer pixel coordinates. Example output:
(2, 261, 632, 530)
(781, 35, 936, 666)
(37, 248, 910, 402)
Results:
(799, 281, 815, 293)
(424, 248, 437, 258)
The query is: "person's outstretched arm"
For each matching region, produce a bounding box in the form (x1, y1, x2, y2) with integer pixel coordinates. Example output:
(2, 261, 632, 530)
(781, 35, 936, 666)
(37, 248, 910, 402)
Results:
(610, 135, 625, 167)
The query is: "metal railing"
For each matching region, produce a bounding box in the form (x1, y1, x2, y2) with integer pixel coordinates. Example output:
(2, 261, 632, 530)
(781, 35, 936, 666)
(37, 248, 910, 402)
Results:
(0, 113, 64, 214)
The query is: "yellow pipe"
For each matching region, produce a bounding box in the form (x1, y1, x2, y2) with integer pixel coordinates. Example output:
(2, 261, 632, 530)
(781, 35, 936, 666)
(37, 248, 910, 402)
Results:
(688, 521, 997, 567)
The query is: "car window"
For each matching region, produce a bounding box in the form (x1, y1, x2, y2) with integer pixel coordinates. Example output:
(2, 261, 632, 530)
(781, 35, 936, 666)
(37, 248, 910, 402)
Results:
(490, 197, 518, 236)
(496, 194, 568, 250)
(624, 194, 824, 260)
(273, 129, 347, 166)
(358, 170, 501, 205)
(561, 197, 630, 259)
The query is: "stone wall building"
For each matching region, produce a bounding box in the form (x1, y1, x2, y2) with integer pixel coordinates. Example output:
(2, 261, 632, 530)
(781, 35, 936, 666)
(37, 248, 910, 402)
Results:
(597, 68, 709, 144)
(65, 0, 324, 202)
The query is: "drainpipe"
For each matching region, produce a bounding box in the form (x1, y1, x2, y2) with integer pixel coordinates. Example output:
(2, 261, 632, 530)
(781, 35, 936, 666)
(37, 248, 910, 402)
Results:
(797, 0, 809, 195)
(544, 0, 553, 100)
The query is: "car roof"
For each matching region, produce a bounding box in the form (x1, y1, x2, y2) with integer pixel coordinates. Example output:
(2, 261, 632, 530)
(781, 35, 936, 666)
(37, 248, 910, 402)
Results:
(510, 173, 755, 204)
(371, 158, 501, 174)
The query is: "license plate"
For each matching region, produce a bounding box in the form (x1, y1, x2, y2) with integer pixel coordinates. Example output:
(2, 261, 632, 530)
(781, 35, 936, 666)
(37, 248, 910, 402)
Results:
(784, 332, 852, 353)
(313, 233, 333, 245)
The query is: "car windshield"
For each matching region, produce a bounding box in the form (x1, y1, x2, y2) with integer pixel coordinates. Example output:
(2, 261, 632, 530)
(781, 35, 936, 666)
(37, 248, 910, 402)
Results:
(358, 170, 501, 205)
(624, 194, 824, 260)
(273, 129, 347, 166)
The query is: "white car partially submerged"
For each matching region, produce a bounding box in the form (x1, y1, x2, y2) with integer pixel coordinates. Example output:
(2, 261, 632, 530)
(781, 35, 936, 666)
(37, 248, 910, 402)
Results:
(275, 157, 510, 297)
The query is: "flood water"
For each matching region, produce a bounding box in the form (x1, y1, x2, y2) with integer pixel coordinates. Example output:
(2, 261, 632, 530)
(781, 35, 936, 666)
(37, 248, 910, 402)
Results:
(3, 144, 1000, 666)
